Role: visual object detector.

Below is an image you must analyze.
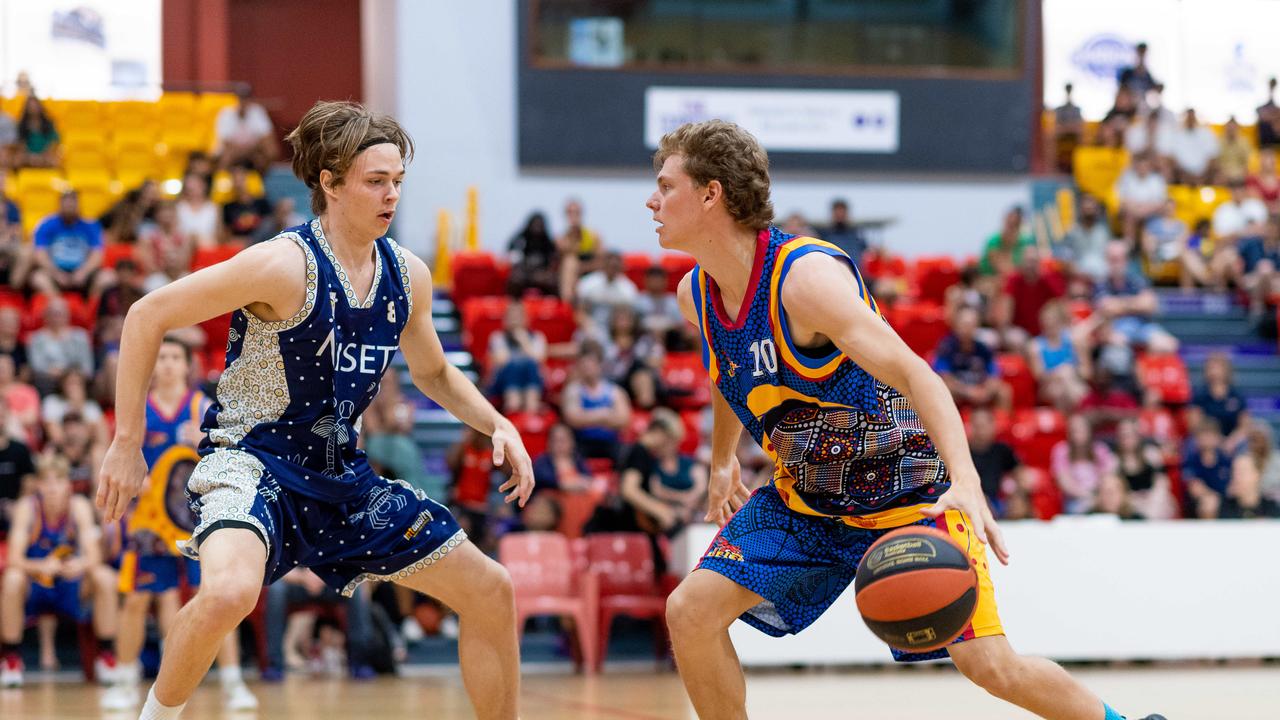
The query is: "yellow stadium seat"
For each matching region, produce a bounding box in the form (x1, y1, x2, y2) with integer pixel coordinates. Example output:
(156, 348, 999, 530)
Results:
(0, 96, 24, 120)
(109, 100, 158, 134)
(157, 93, 198, 129)
(1056, 187, 1075, 231)
(1197, 186, 1232, 220)
(61, 130, 111, 173)
(158, 128, 205, 175)
(53, 100, 105, 134)
(16, 168, 67, 238)
(67, 169, 116, 220)
(1073, 146, 1130, 201)
(210, 169, 265, 204)
(1168, 185, 1199, 226)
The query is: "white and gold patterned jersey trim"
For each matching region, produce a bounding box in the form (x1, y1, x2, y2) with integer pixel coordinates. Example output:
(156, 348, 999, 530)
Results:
(244, 232, 320, 334)
(339, 529, 466, 597)
(385, 236, 413, 319)
(312, 218, 383, 309)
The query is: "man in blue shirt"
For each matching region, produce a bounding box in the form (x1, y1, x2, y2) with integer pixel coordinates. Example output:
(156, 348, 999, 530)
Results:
(1095, 240, 1178, 353)
(933, 306, 1010, 410)
(31, 190, 104, 298)
(1182, 417, 1233, 518)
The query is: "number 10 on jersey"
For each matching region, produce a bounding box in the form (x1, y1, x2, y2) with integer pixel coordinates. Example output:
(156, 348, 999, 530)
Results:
(750, 339, 777, 376)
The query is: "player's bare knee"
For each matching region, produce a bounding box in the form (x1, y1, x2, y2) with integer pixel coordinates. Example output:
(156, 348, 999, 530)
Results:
(956, 653, 1017, 699)
(122, 592, 151, 614)
(196, 573, 260, 619)
(665, 583, 706, 635)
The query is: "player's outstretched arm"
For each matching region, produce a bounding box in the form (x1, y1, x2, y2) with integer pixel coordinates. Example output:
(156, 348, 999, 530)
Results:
(398, 250, 535, 507)
(97, 239, 309, 522)
(676, 270, 749, 526)
(781, 254, 1010, 565)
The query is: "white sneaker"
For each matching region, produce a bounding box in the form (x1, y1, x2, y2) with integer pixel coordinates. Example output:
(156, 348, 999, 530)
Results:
(440, 615, 460, 640)
(0, 654, 22, 688)
(95, 654, 119, 685)
(100, 683, 140, 711)
(224, 681, 259, 712)
(400, 616, 425, 643)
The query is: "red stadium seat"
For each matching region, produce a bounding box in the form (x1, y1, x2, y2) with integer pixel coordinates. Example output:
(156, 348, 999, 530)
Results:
(1022, 466, 1063, 520)
(659, 253, 696, 292)
(451, 251, 509, 305)
(1004, 407, 1067, 472)
(913, 256, 960, 306)
(623, 409, 652, 443)
(507, 408, 556, 458)
(660, 352, 711, 410)
(543, 356, 573, 404)
(586, 533, 669, 670)
(499, 532, 598, 673)
(622, 253, 653, 289)
(101, 242, 137, 269)
(884, 302, 948, 358)
(551, 485, 608, 540)
(1136, 353, 1191, 405)
(460, 296, 510, 369)
(522, 296, 576, 345)
(995, 353, 1037, 408)
(191, 244, 240, 270)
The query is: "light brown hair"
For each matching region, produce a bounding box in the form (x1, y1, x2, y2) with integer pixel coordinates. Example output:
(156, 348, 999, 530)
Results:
(653, 120, 774, 231)
(286, 101, 415, 215)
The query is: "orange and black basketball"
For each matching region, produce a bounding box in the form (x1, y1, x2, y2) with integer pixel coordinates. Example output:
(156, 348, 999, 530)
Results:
(854, 526, 978, 653)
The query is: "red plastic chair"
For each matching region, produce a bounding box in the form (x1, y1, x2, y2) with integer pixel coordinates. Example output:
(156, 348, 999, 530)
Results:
(451, 251, 509, 305)
(101, 242, 137, 269)
(660, 353, 711, 410)
(1136, 353, 1191, 405)
(995, 353, 1037, 409)
(542, 357, 572, 404)
(586, 533, 670, 670)
(659, 253, 696, 292)
(191, 244, 240, 271)
(913, 256, 960, 306)
(622, 253, 654, 289)
(507, 409, 556, 458)
(678, 409, 703, 455)
(523, 296, 576, 345)
(499, 532, 598, 673)
(550, 485, 608, 539)
(1004, 407, 1067, 472)
(885, 302, 949, 358)
(460, 296, 510, 370)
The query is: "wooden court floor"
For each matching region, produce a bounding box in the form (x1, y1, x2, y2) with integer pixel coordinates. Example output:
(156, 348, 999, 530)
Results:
(4, 663, 1275, 719)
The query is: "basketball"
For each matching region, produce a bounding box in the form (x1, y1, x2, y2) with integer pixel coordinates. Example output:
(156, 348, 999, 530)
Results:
(854, 527, 979, 653)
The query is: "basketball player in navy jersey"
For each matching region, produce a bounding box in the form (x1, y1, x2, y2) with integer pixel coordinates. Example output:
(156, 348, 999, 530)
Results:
(650, 121, 1164, 720)
(97, 101, 534, 720)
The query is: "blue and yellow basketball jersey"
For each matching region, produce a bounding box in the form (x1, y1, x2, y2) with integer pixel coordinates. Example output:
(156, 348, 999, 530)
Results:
(693, 228, 949, 528)
(27, 495, 78, 587)
(128, 390, 208, 555)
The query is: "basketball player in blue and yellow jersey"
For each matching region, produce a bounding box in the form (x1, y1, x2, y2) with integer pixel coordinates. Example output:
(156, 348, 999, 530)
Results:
(96, 101, 534, 720)
(651, 121, 1164, 720)
(0, 454, 119, 687)
(101, 337, 256, 712)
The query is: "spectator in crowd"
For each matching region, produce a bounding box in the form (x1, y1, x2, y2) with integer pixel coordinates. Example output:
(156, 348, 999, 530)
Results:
(0, 176, 33, 289)
(1052, 414, 1117, 514)
(1123, 110, 1170, 162)
(41, 369, 105, 448)
(0, 396, 35, 532)
(1258, 77, 1280, 149)
(143, 230, 195, 293)
(1078, 364, 1140, 439)
(263, 568, 376, 679)
(99, 181, 157, 248)
(933, 306, 1010, 410)
(1238, 215, 1280, 317)
(30, 190, 105, 299)
(221, 164, 272, 244)
(175, 172, 221, 250)
(55, 413, 103, 496)
(604, 305, 664, 411)
(818, 198, 867, 264)
(556, 198, 602, 297)
(1095, 240, 1179, 353)
(1223, 424, 1280, 519)
(486, 302, 547, 414)
(509, 491, 562, 534)
(15, 95, 58, 168)
(445, 426, 495, 546)
(1168, 108, 1220, 185)
(0, 308, 27, 382)
(1247, 150, 1280, 215)
(1188, 352, 1249, 454)
(253, 197, 306, 244)
(138, 199, 191, 278)
(1052, 83, 1085, 173)
(27, 296, 94, 394)
(619, 408, 706, 538)
(1026, 300, 1088, 410)
(966, 406, 1024, 516)
(361, 367, 428, 492)
(1116, 153, 1168, 242)
(214, 85, 277, 172)
(1217, 117, 1252, 186)
(560, 340, 631, 461)
(634, 266, 682, 346)
(780, 211, 816, 238)
(1140, 199, 1188, 284)
(532, 423, 592, 492)
(576, 250, 639, 330)
(0, 355, 39, 445)
(1111, 417, 1176, 519)
(506, 212, 559, 297)
(1179, 218, 1235, 290)
(1102, 86, 1139, 126)
(0, 103, 16, 167)
(1000, 245, 1065, 337)
(1090, 473, 1139, 519)
(1118, 42, 1159, 103)
(979, 206, 1034, 277)
(1059, 194, 1112, 282)
(1183, 417, 1233, 518)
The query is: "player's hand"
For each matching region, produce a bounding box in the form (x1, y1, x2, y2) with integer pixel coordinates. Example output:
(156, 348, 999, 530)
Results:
(492, 420, 535, 507)
(922, 478, 1010, 566)
(96, 439, 148, 523)
(59, 557, 88, 580)
(704, 456, 750, 528)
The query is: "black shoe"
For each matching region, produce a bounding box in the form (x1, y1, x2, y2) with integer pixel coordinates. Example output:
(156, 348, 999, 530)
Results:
(1136, 715, 1168, 720)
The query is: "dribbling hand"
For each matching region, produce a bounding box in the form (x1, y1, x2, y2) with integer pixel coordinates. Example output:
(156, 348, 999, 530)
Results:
(921, 479, 1011, 566)
(96, 440, 149, 523)
(492, 421, 535, 507)
(705, 456, 750, 528)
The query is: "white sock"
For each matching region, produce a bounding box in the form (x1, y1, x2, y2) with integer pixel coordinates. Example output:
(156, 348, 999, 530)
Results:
(119, 661, 141, 686)
(139, 686, 185, 720)
(219, 664, 243, 687)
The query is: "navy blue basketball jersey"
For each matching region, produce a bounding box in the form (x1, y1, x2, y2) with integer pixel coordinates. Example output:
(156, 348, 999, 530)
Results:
(201, 219, 414, 502)
(692, 228, 949, 528)
(28, 495, 78, 587)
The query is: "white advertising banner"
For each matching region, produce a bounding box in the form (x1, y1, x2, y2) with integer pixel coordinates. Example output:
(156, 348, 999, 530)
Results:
(644, 86, 900, 153)
(1045, 0, 1280, 123)
(0, 0, 162, 100)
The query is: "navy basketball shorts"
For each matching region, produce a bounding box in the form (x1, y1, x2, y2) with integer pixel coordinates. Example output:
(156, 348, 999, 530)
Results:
(183, 448, 466, 596)
(25, 579, 83, 620)
(120, 553, 202, 594)
(696, 485, 1003, 662)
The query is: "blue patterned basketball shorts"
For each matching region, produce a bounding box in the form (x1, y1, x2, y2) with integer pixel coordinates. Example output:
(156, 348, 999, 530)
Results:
(696, 485, 1003, 661)
(183, 448, 466, 596)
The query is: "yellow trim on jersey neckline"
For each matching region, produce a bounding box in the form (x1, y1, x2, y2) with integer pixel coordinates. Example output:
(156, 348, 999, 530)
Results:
(696, 269, 721, 385)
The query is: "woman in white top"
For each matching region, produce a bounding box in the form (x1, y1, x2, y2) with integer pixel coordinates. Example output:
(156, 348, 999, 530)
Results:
(175, 172, 221, 250)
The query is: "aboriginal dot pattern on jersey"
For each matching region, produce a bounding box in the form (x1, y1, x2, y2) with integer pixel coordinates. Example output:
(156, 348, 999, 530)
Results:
(695, 228, 950, 518)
